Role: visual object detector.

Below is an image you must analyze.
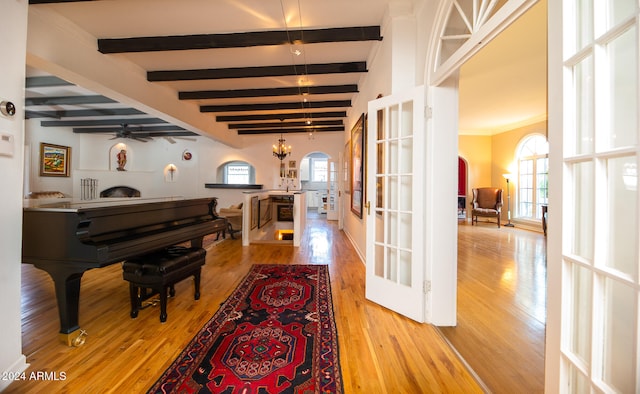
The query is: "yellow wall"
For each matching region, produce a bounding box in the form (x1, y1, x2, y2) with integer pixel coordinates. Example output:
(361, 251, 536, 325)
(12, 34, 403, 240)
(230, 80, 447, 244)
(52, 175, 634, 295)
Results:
(459, 120, 548, 223)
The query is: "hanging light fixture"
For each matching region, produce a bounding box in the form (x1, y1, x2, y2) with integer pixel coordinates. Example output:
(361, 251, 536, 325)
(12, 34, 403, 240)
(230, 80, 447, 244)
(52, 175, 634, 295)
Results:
(273, 134, 291, 161)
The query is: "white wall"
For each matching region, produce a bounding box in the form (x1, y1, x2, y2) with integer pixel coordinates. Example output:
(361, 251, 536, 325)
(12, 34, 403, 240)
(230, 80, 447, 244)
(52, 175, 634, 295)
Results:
(0, 1, 29, 390)
(341, 2, 438, 262)
(25, 120, 343, 210)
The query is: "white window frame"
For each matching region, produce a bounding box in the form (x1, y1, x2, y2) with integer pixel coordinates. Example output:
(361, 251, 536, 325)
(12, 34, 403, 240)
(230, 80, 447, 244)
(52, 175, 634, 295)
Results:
(311, 158, 328, 182)
(516, 134, 549, 221)
(221, 161, 255, 185)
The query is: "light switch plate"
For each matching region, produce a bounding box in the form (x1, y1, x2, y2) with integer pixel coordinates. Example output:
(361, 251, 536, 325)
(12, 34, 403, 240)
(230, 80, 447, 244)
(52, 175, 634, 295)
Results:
(0, 133, 14, 157)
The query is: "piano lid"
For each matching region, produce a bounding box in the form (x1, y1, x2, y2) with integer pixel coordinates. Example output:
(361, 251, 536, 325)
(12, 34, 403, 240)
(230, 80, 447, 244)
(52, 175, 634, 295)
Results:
(23, 196, 190, 212)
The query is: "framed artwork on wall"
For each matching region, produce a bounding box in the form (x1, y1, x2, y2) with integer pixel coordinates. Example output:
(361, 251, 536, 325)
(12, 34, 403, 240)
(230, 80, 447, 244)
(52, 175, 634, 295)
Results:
(350, 113, 365, 218)
(258, 198, 272, 228)
(344, 140, 350, 194)
(40, 142, 71, 177)
(250, 196, 259, 230)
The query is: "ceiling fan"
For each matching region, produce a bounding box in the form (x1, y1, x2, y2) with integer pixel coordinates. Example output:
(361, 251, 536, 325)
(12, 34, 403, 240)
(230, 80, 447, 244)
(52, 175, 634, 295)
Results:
(109, 124, 153, 142)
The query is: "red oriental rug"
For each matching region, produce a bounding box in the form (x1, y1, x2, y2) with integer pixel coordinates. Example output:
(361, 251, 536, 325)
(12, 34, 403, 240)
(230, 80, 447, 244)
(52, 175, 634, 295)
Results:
(147, 264, 343, 394)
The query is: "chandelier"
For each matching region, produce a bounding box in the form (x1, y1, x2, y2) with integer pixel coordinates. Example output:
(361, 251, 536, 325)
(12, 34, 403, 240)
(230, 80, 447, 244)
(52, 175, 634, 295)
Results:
(273, 134, 291, 161)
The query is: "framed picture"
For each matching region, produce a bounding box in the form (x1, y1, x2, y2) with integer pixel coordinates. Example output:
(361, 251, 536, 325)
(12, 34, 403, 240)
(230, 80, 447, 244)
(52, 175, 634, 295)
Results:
(250, 196, 259, 230)
(288, 169, 298, 179)
(258, 198, 272, 228)
(343, 140, 350, 194)
(288, 160, 296, 169)
(40, 143, 71, 177)
(350, 114, 365, 218)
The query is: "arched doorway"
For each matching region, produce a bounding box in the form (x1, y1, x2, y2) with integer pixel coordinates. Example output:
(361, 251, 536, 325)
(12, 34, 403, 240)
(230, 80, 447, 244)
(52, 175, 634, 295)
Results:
(299, 152, 330, 217)
(458, 156, 468, 219)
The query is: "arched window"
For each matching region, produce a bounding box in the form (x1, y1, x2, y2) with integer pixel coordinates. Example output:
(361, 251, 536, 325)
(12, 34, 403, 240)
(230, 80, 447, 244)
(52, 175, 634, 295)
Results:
(218, 161, 255, 184)
(516, 134, 548, 220)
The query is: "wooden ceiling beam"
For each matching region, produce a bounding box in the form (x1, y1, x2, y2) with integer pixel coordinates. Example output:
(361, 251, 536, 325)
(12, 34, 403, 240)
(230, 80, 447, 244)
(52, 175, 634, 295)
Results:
(25, 76, 73, 88)
(148, 62, 366, 82)
(99, 26, 381, 54)
(29, 0, 93, 4)
(238, 126, 344, 135)
(179, 84, 358, 100)
(25, 110, 61, 120)
(228, 119, 343, 129)
(73, 126, 194, 135)
(216, 111, 346, 122)
(26, 108, 145, 119)
(25, 95, 116, 106)
(41, 118, 167, 127)
(201, 100, 350, 113)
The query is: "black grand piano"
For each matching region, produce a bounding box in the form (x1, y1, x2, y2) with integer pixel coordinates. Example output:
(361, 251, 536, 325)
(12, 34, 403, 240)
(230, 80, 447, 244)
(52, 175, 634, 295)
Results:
(22, 197, 227, 345)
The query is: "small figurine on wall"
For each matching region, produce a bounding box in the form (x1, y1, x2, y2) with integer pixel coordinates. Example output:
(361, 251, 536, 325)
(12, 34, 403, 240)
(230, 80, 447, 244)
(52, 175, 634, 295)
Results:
(117, 149, 127, 171)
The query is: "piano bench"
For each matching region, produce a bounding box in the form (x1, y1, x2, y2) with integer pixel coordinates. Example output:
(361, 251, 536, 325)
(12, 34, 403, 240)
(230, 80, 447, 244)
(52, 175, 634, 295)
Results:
(122, 246, 206, 323)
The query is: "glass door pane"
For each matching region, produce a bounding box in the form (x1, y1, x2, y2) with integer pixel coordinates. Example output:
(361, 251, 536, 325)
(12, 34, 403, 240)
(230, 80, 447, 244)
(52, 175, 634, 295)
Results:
(326, 160, 338, 221)
(561, 1, 640, 392)
(366, 86, 425, 323)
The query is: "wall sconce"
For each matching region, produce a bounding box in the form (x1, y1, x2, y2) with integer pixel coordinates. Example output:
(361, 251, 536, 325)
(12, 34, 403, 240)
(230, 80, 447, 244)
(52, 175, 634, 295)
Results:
(165, 163, 177, 182)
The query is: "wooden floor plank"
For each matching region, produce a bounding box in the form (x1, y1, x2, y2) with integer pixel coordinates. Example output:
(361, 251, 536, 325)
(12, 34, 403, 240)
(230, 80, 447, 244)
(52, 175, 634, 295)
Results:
(7, 212, 483, 393)
(439, 221, 546, 393)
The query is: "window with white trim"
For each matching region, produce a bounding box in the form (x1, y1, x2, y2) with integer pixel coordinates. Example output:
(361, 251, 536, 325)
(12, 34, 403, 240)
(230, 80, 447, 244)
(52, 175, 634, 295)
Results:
(311, 158, 328, 182)
(516, 134, 548, 220)
(219, 161, 255, 184)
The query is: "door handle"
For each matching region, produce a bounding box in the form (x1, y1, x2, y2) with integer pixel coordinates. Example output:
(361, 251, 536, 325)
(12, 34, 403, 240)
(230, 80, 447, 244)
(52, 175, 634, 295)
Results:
(366, 201, 371, 215)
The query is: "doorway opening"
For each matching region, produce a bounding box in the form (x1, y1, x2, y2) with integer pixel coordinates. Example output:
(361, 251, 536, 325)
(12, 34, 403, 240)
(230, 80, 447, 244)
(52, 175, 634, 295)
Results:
(300, 152, 329, 217)
(433, 0, 548, 392)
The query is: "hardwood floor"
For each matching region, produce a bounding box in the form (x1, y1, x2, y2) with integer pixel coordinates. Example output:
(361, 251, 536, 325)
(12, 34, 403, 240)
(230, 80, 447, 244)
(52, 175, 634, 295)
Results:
(7, 212, 482, 393)
(439, 221, 547, 393)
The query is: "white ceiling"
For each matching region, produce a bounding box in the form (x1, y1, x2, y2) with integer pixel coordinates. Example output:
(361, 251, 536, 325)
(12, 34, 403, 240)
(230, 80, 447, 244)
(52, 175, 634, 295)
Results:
(459, 0, 547, 135)
(25, 0, 547, 138)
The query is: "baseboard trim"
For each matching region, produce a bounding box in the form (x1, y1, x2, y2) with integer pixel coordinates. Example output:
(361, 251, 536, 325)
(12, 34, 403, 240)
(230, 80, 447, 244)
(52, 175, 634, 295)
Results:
(434, 328, 492, 394)
(0, 354, 29, 392)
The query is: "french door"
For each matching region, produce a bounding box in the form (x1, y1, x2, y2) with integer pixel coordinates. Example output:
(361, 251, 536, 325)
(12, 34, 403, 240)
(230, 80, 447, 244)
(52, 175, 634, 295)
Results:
(550, 0, 640, 392)
(326, 159, 338, 221)
(365, 86, 426, 322)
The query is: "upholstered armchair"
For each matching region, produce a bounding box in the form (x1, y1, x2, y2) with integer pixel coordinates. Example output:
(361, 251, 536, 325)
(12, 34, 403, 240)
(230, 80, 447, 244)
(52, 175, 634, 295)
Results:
(471, 188, 503, 227)
(218, 203, 243, 239)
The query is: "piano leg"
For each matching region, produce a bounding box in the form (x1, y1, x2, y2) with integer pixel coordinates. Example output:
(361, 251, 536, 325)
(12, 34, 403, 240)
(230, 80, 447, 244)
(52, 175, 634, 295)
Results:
(190, 236, 204, 248)
(32, 263, 88, 346)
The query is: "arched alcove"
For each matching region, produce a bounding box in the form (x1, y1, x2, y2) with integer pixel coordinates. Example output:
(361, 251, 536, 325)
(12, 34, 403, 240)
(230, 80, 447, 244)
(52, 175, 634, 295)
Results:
(109, 142, 131, 171)
(216, 160, 256, 185)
